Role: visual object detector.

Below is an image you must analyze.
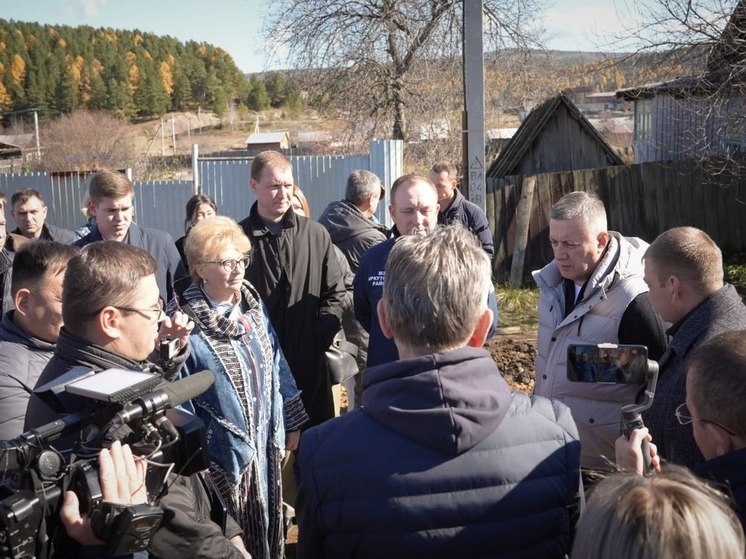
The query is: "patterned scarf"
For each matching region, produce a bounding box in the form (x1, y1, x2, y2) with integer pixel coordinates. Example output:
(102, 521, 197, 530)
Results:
(180, 280, 283, 559)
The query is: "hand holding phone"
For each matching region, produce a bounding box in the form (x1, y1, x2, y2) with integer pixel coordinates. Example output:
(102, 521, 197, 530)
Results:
(615, 427, 660, 475)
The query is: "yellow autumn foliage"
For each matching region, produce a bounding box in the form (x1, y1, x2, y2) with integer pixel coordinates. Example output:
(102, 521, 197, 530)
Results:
(10, 54, 25, 84)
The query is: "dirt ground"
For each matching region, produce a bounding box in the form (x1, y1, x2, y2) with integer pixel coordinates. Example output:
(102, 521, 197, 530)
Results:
(486, 328, 538, 394)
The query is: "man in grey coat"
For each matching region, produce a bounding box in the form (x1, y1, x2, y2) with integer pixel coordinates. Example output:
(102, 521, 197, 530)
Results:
(318, 169, 389, 410)
(533, 191, 667, 472)
(0, 241, 77, 439)
(642, 226, 746, 468)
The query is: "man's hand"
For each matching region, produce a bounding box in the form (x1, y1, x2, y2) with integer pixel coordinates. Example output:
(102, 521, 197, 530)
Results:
(158, 310, 194, 354)
(61, 441, 148, 545)
(285, 430, 301, 451)
(614, 427, 661, 475)
(229, 535, 252, 558)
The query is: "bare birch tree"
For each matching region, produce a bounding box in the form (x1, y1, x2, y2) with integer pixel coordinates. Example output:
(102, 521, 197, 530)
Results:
(264, 0, 544, 152)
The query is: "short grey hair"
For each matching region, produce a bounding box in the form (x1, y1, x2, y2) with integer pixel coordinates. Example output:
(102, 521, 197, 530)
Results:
(549, 191, 607, 231)
(345, 170, 382, 205)
(383, 225, 491, 351)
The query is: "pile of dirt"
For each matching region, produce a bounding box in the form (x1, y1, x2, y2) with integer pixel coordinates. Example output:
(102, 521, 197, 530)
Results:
(486, 330, 537, 394)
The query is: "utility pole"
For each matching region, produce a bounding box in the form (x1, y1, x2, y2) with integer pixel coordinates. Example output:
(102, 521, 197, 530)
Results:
(33, 110, 41, 159)
(462, 0, 486, 211)
(171, 114, 177, 154)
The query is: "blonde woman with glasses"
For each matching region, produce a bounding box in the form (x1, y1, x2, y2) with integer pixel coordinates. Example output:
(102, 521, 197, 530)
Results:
(175, 216, 308, 559)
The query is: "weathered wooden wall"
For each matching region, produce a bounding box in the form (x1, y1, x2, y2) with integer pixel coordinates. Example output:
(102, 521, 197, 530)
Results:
(487, 158, 746, 284)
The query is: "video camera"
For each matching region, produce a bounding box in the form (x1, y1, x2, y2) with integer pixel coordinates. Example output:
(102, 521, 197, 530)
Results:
(0, 368, 214, 559)
(567, 344, 660, 472)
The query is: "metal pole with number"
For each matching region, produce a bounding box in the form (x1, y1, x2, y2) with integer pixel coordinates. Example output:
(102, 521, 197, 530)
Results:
(462, 0, 486, 211)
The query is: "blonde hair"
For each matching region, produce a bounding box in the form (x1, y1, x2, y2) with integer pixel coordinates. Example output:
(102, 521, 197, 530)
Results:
(184, 216, 251, 281)
(572, 465, 745, 559)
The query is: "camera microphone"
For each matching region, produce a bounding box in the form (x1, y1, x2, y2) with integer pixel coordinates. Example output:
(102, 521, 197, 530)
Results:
(111, 370, 215, 426)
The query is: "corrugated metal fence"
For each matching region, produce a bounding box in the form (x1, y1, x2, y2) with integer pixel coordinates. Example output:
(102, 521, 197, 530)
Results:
(0, 140, 401, 240)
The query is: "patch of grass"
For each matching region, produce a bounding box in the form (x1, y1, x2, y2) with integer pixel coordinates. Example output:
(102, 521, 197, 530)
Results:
(724, 253, 746, 298)
(495, 283, 539, 330)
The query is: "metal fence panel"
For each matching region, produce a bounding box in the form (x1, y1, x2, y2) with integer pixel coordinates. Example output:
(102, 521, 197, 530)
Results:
(133, 180, 193, 240)
(198, 159, 253, 223)
(0, 140, 402, 237)
(49, 172, 90, 231)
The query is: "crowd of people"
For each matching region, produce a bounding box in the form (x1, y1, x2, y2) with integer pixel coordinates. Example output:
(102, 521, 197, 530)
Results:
(0, 151, 743, 558)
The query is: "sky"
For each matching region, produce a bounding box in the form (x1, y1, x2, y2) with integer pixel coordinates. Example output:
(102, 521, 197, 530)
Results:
(0, 0, 638, 74)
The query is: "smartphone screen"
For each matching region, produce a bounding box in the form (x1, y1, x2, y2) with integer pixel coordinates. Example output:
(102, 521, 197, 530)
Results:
(567, 344, 648, 384)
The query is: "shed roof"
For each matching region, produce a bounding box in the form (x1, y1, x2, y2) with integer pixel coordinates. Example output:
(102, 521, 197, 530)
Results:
(486, 93, 624, 178)
(245, 131, 290, 145)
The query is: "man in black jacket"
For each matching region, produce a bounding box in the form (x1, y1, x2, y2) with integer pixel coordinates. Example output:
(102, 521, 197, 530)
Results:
(430, 161, 494, 257)
(25, 242, 249, 559)
(0, 241, 76, 440)
(7, 188, 75, 250)
(240, 150, 346, 427)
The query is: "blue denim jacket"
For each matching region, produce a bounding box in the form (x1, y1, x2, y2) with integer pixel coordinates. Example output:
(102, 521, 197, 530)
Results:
(180, 294, 303, 486)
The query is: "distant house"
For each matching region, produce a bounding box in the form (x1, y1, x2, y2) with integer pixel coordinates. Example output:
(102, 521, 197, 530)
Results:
(617, 0, 746, 163)
(416, 118, 450, 141)
(0, 139, 22, 160)
(588, 117, 634, 150)
(245, 131, 290, 151)
(0, 134, 35, 171)
(486, 93, 624, 179)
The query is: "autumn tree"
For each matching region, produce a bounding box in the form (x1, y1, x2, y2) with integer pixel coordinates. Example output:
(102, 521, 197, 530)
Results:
(265, 0, 543, 143)
(0, 19, 249, 120)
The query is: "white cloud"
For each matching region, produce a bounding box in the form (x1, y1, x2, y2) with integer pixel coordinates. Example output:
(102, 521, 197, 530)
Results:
(78, 0, 107, 18)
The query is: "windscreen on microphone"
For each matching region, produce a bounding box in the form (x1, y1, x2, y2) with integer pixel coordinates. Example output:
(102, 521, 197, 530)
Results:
(160, 370, 215, 408)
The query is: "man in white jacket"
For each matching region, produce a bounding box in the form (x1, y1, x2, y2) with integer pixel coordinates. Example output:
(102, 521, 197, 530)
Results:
(533, 191, 667, 472)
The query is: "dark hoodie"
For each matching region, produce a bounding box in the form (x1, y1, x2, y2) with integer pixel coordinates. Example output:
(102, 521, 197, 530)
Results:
(296, 347, 581, 559)
(318, 199, 389, 273)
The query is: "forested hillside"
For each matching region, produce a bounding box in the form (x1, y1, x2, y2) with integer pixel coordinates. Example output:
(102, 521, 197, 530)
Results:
(0, 19, 248, 119)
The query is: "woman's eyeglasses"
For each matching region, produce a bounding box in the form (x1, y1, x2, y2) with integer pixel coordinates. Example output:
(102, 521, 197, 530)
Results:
(205, 256, 250, 272)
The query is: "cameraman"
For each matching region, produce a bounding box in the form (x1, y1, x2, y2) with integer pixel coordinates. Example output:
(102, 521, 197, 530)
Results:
(24, 242, 250, 558)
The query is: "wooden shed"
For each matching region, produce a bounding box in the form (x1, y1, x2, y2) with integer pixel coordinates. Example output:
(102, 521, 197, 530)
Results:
(486, 93, 624, 179)
(245, 131, 291, 151)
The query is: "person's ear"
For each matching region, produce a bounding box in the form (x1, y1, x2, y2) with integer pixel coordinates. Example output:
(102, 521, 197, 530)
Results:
(467, 308, 493, 348)
(668, 274, 682, 301)
(249, 178, 258, 195)
(98, 307, 122, 341)
(597, 230, 610, 251)
(193, 263, 207, 283)
(377, 299, 394, 340)
(13, 288, 31, 318)
(41, 205, 48, 220)
(708, 423, 736, 458)
(388, 203, 396, 221)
